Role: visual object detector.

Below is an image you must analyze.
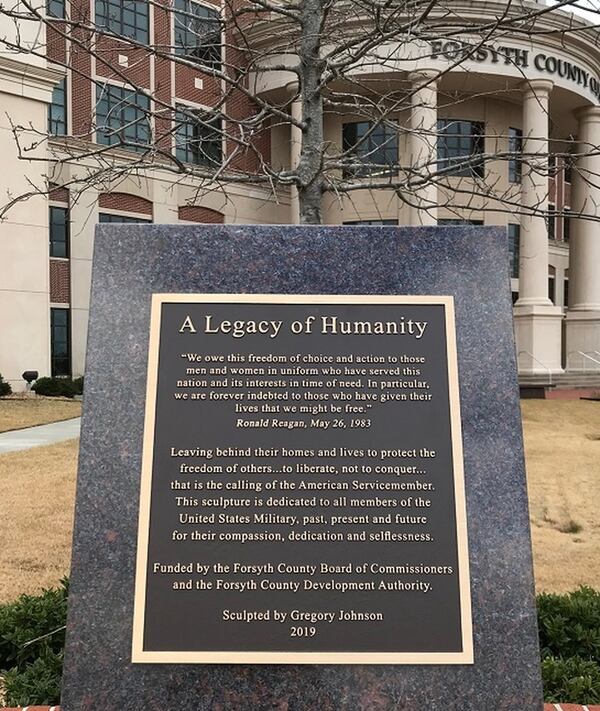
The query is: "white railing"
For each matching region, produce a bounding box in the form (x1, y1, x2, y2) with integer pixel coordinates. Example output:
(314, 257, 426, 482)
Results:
(517, 351, 553, 385)
(566, 350, 600, 372)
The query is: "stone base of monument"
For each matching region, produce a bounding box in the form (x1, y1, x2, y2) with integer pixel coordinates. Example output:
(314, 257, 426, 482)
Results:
(1, 703, 597, 710)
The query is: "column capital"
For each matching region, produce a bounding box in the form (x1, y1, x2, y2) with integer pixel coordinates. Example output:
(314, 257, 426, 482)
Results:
(407, 69, 440, 86)
(574, 104, 600, 124)
(520, 78, 554, 97)
(284, 80, 299, 97)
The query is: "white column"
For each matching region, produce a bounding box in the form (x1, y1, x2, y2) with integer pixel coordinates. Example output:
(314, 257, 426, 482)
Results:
(513, 79, 564, 375)
(290, 95, 302, 225)
(407, 70, 438, 226)
(565, 106, 600, 371)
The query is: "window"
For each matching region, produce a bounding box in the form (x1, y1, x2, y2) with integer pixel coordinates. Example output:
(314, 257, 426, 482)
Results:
(564, 278, 569, 308)
(47, 0, 65, 18)
(437, 119, 485, 178)
(508, 127, 522, 183)
(563, 207, 571, 242)
(174, 0, 221, 69)
(96, 85, 150, 151)
(565, 157, 573, 183)
(50, 207, 69, 257)
(342, 121, 398, 178)
(95, 0, 149, 43)
(343, 220, 398, 226)
(49, 78, 67, 136)
(99, 212, 151, 223)
(547, 204, 556, 240)
(175, 108, 222, 167)
(51, 308, 71, 377)
(548, 269, 556, 304)
(508, 224, 520, 279)
(437, 219, 484, 226)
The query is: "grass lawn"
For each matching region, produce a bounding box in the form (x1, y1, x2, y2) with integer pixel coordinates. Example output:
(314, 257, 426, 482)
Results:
(0, 440, 77, 603)
(0, 397, 82, 433)
(0, 399, 598, 603)
(522, 399, 600, 593)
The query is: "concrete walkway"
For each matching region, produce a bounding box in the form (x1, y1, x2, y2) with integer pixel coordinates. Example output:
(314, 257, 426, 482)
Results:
(0, 417, 81, 454)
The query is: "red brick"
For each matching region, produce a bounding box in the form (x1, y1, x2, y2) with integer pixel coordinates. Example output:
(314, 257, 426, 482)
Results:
(50, 259, 71, 303)
(178, 205, 224, 223)
(98, 192, 153, 217)
(49, 186, 69, 204)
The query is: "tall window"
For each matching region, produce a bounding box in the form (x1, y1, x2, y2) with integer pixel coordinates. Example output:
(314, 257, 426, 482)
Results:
(342, 121, 398, 178)
(437, 119, 485, 178)
(99, 213, 151, 223)
(95, 0, 149, 43)
(47, 0, 65, 18)
(563, 207, 571, 242)
(174, 0, 221, 68)
(175, 109, 222, 167)
(50, 207, 69, 258)
(508, 127, 522, 183)
(547, 203, 556, 240)
(49, 78, 67, 136)
(508, 224, 520, 279)
(96, 85, 150, 151)
(51, 308, 71, 377)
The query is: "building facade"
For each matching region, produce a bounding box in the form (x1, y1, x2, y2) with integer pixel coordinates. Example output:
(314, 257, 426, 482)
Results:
(1, 0, 600, 390)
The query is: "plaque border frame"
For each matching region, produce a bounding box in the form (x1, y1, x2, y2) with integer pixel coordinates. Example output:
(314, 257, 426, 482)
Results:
(131, 294, 473, 665)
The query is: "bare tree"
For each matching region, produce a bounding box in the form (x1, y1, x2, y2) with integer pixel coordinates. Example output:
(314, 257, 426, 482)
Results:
(0, 0, 598, 225)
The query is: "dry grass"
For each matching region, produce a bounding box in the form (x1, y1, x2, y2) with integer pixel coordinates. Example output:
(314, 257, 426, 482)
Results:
(0, 397, 81, 433)
(0, 400, 598, 603)
(0, 440, 78, 603)
(523, 399, 600, 593)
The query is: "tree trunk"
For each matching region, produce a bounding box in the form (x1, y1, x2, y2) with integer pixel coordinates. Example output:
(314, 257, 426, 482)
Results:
(297, 0, 325, 224)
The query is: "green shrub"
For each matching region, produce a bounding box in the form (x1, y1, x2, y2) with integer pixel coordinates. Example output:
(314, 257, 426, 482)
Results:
(0, 579, 68, 669)
(3, 648, 63, 706)
(538, 586, 600, 660)
(0, 580, 67, 706)
(0, 372, 12, 396)
(72, 376, 84, 395)
(31, 377, 77, 398)
(538, 587, 600, 704)
(542, 655, 600, 703)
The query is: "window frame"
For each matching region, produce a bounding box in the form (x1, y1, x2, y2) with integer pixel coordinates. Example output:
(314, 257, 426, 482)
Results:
(95, 0, 150, 44)
(96, 83, 151, 152)
(50, 307, 71, 378)
(174, 0, 221, 69)
(508, 127, 522, 184)
(342, 120, 399, 179)
(508, 223, 520, 280)
(437, 119, 485, 179)
(547, 203, 556, 241)
(49, 206, 70, 258)
(98, 212, 152, 223)
(49, 77, 67, 136)
(47, 0, 65, 19)
(174, 105, 223, 167)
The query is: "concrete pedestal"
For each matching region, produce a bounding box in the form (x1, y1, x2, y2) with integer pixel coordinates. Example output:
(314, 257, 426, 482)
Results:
(565, 310, 600, 372)
(513, 304, 564, 375)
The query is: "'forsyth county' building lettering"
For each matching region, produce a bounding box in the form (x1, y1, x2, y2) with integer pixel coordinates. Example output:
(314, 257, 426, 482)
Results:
(430, 40, 600, 100)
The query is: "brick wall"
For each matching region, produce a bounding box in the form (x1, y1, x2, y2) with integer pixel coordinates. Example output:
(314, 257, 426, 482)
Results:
(98, 193, 153, 216)
(49, 186, 69, 204)
(49, 260, 71, 303)
(178, 206, 224, 223)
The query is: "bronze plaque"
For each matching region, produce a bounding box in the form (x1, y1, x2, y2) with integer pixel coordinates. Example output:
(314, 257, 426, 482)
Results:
(132, 294, 472, 664)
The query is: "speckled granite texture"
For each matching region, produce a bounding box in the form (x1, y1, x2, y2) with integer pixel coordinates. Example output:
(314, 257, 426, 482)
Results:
(62, 225, 543, 710)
